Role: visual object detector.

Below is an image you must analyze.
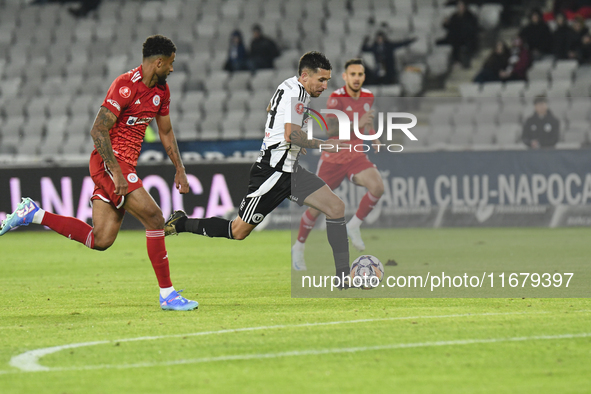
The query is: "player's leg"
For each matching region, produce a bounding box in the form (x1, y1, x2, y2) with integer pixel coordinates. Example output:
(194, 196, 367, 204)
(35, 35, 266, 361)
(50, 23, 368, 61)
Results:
(348, 166, 384, 251)
(292, 159, 345, 270)
(90, 199, 124, 250)
(0, 197, 114, 251)
(124, 187, 197, 311)
(302, 185, 350, 279)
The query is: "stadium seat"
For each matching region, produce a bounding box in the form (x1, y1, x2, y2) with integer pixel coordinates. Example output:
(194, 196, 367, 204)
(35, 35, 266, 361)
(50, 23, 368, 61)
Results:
(449, 125, 474, 146)
(551, 60, 578, 82)
(203, 71, 230, 92)
(227, 71, 252, 91)
(3, 97, 28, 118)
(547, 80, 572, 98)
(523, 81, 549, 100)
(427, 125, 452, 147)
(500, 81, 526, 99)
(479, 3, 503, 31)
(202, 91, 227, 116)
(472, 124, 496, 146)
(494, 124, 520, 146)
(480, 82, 503, 98)
(200, 115, 221, 140)
(459, 83, 481, 100)
(180, 91, 206, 116)
(227, 90, 251, 112)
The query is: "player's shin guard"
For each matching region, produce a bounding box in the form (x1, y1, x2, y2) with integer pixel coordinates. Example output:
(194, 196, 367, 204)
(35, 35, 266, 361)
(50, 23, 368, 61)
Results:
(326, 217, 350, 276)
(355, 191, 381, 222)
(146, 230, 173, 288)
(180, 217, 234, 239)
(40, 211, 94, 249)
(297, 209, 318, 243)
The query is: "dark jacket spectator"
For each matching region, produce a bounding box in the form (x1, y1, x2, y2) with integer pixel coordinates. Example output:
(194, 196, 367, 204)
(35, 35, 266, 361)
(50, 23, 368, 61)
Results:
(224, 30, 249, 72)
(568, 16, 591, 61)
(439, 0, 479, 68)
(552, 13, 578, 59)
(500, 37, 532, 81)
(474, 40, 510, 83)
(519, 9, 553, 57)
(361, 31, 415, 85)
(249, 24, 280, 70)
(522, 97, 560, 148)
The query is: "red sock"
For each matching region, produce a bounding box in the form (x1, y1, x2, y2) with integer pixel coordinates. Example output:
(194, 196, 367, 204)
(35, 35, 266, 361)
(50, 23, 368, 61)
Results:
(41, 212, 94, 249)
(356, 192, 381, 221)
(297, 209, 318, 243)
(146, 230, 173, 288)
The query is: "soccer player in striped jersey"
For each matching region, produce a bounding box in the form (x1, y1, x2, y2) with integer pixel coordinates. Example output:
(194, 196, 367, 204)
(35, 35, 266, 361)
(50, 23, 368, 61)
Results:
(166, 52, 354, 283)
(0, 36, 198, 311)
(292, 59, 385, 270)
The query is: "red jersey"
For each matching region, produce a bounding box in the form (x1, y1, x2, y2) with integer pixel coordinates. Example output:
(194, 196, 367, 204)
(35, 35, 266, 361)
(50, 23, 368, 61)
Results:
(323, 86, 374, 164)
(100, 65, 171, 167)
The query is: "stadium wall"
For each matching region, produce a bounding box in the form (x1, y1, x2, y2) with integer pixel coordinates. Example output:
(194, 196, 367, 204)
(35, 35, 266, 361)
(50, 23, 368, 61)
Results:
(2, 150, 591, 231)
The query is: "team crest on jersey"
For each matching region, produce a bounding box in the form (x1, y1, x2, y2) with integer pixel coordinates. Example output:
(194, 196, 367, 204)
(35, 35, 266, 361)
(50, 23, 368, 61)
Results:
(153, 95, 161, 106)
(328, 98, 338, 107)
(119, 86, 131, 98)
(127, 173, 139, 183)
(295, 102, 304, 115)
(364, 103, 371, 112)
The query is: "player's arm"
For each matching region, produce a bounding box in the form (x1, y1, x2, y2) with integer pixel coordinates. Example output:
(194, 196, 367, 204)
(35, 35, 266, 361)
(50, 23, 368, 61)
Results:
(326, 117, 340, 138)
(286, 123, 347, 153)
(90, 106, 128, 196)
(156, 114, 189, 194)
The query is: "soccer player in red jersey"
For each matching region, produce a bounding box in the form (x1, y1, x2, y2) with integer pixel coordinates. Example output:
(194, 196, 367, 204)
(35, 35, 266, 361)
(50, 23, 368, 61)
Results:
(292, 59, 385, 270)
(0, 35, 198, 311)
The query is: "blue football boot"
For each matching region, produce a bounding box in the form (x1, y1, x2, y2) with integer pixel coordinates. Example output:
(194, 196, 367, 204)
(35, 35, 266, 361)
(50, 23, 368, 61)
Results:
(0, 197, 40, 236)
(160, 289, 198, 311)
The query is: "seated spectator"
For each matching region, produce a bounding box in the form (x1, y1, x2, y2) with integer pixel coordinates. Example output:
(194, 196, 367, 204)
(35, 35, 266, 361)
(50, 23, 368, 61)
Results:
(522, 96, 560, 149)
(552, 0, 591, 20)
(500, 37, 532, 81)
(473, 40, 510, 83)
(249, 24, 280, 70)
(224, 30, 249, 72)
(361, 31, 415, 85)
(553, 12, 578, 59)
(519, 9, 553, 59)
(437, 0, 479, 68)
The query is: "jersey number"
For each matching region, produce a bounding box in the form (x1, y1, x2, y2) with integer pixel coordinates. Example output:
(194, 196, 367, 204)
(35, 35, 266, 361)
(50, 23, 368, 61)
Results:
(267, 89, 284, 129)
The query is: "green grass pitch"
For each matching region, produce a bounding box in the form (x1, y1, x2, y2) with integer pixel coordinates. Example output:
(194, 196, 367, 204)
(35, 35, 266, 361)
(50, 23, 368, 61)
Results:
(0, 228, 590, 393)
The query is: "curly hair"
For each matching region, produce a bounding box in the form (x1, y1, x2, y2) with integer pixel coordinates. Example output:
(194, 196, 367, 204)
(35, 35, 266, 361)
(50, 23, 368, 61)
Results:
(298, 51, 332, 76)
(142, 35, 176, 59)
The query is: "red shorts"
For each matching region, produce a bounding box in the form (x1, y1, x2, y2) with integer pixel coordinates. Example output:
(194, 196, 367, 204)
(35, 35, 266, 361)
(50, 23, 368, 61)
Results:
(89, 150, 143, 210)
(316, 154, 376, 190)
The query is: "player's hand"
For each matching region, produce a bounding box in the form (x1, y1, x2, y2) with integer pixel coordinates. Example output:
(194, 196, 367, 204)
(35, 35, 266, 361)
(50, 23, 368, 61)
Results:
(175, 169, 190, 194)
(113, 172, 128, 196)
(300, 148, 307, 155)
(359, 110, 375, 129)
(531, 140, 540, 149)
(321, 139, 350, 153)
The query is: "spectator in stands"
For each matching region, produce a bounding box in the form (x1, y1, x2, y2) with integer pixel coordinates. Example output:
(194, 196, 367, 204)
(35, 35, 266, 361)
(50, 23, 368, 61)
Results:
(522, 96, 560, 149)
(519, 9, 552, 59)
(552, 12, 578, 59)
(552, 0, 591, 20)
(224, 30, 249, 72)
(68, 0, 102, 17)
(249, 24, 280, 70)
(473, 40, 510, 83)
(438, 0, 479, 68)
(568, 15, 591, 62)
(361, 31, 415, 85)
(500, 37, 531, 81)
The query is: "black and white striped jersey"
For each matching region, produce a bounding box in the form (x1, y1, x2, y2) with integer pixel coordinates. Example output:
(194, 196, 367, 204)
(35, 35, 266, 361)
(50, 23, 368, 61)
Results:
(256, 76, 310, 173)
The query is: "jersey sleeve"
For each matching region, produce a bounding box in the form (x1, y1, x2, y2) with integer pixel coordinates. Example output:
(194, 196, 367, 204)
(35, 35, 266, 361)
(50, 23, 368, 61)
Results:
(158, 84, 171, 116)
(102, 77, 134, 118)
(284, 91, 306, 126)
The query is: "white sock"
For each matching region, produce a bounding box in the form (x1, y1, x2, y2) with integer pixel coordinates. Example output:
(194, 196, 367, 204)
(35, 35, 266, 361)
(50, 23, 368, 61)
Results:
(160, 286, 175, 298)
(294, 240, 305, 249)
(32, 208, 45, 224)
(347, 215, 363, 229)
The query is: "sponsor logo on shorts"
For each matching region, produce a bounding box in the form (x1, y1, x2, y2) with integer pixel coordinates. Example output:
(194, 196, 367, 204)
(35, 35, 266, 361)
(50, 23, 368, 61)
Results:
(153, 95, 160, 106)
(252, 213, 265, 224)
(107, 99, 121, 111)
(127, 173, 139, 183)
(119, 86, 131, 98)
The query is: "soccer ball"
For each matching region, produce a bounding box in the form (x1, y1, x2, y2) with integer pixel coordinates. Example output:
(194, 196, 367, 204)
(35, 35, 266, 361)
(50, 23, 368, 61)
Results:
(350, 255, 384, 290)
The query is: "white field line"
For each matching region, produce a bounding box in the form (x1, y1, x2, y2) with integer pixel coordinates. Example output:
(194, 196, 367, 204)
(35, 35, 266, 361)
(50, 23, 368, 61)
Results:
(0, 310, 583, 374)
